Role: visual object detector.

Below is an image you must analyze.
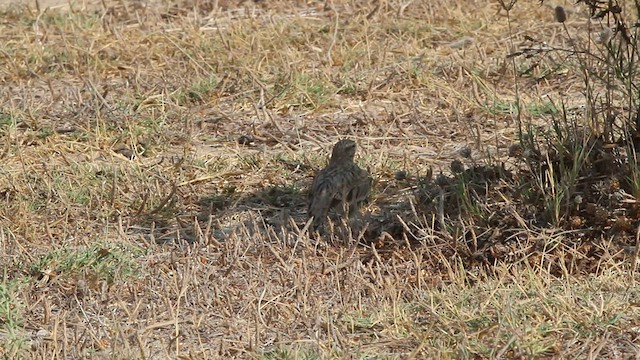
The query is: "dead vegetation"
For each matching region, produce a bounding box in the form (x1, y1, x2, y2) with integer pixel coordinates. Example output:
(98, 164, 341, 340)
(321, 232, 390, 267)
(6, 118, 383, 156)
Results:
(1, 0, 640, 358)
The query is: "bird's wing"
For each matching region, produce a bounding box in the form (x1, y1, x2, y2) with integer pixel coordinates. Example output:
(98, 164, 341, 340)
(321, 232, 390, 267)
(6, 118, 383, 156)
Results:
(346, 165, 372, 204)
(308, 168, 340, 222)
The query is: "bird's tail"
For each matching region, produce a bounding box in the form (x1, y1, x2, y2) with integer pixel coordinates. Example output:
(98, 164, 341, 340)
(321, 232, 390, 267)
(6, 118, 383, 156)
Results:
(308, 187, 334, 229)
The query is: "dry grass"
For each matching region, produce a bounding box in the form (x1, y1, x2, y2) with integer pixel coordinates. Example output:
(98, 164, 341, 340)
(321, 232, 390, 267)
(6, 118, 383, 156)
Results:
(1, 0, 640, 358)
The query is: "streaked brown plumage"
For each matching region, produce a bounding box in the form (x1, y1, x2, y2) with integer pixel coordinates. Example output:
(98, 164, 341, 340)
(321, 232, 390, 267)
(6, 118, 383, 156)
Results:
(308, 139, 372, 230)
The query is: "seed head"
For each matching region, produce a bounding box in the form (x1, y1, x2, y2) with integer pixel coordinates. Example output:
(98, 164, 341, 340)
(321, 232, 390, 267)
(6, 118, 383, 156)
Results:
(394, 170, 408, 180)
(458, 146, 472, 159)
(450, 160, 465, 174)
(508, 143, 524, 158)
(554, 6, 567, 23)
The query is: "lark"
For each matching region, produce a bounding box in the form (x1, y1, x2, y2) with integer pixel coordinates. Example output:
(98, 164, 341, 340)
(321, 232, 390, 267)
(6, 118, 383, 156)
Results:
(308, 139, 372, 230)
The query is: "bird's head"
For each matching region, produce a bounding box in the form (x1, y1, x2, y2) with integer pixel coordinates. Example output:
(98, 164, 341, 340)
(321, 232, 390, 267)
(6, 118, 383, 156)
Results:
(329, 139, 357, 165)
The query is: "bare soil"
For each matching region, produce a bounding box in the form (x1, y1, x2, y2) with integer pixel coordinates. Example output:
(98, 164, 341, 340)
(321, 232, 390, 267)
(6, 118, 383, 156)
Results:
(1, 0, 640, 358)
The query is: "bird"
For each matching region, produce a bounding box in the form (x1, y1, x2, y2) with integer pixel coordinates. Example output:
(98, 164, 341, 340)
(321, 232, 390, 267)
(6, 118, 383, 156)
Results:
(308, 139, 372, 231)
